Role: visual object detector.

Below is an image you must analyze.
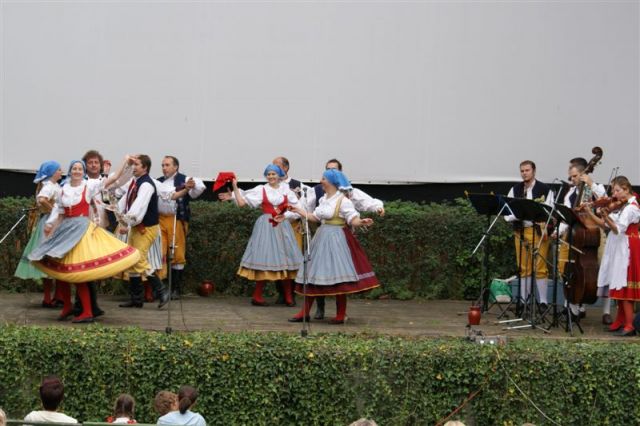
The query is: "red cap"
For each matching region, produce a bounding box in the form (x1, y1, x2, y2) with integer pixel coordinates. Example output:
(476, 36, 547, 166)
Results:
(213, 172, 236, 192)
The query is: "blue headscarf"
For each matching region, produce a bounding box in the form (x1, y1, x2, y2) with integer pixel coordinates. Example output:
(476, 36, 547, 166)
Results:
(33, 161, 61, 183)
(264, 164, 285, 178)
(323, 169, 352, 192)
(62, 160, 87, 185)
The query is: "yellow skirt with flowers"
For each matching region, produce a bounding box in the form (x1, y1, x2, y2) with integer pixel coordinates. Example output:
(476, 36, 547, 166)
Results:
(29, 217, 140, 283)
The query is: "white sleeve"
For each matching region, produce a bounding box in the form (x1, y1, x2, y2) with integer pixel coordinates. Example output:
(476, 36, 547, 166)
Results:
(305, 188, 317, 213)
(350, 188, 383, 212)
(340, 197, 360, 225)
(592, 183, 607, 199)
(37, 183, 56, 200)
(235, 185, 263, 209)
(616, 204, 640, 234)
(284, 188, 300, 220)
(85, 178, 105, 200)
(45, 203, 62, 225)
(188, 177, 206, 199)
(504, 187, 517, 222)
(154, 178, 175, 202)
(123, 181, 155, 227)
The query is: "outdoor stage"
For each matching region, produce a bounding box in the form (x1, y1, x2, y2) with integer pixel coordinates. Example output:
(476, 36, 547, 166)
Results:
(0, 292, 623, 340)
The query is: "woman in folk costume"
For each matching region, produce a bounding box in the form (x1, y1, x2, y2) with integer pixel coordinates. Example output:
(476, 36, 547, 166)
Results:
(14, 161, 64, 307)
(229, 164, 303, 306)
(288, 169, 379, 324)
(587, 176, 640, 336)
(28, 157, 140, 323)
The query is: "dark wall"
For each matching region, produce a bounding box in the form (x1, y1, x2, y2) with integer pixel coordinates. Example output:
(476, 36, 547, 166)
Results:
(4, 169, 634, 204)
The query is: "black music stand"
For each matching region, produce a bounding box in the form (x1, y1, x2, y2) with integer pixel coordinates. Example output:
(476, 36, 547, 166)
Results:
(551, 203, 584, 335)
(501, 197, 553, 332)
(467, 193, 514, 314)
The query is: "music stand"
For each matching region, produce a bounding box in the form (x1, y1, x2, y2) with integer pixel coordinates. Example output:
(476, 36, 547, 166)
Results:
(501, 197, 553, 332)
(467, 193, 513, 314)
(551, 203, 585, 335)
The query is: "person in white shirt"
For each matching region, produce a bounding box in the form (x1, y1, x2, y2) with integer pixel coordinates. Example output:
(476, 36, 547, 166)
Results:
(288, 169, 380, 324)
(24, 376, 77, 424)
(157, 386, 206, 426)
(14, 161, 63, 308)
(229, 164, 303, 306)
(156, 156, 206, 299)
(305, 159, 385, 320)
(117, 155, 191, 309)
(504, 160, 554, 311)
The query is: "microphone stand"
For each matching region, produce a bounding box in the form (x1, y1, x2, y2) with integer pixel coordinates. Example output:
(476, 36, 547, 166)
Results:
(0, 208, 36, 245)
(165, 208, 178, 335)
(299, 186, 312, 337)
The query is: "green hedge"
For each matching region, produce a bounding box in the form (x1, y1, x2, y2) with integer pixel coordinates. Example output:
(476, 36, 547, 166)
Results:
(0, 197, 516, 299)
(0, 326, 639, 425)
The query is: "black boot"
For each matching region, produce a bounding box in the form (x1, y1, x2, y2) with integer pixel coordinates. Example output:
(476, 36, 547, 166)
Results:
(147, 274, 169, 308)
(274, 281, 286, 305)
(72, 292, 82, 316)
(170, 269, 181, 300)
(119, 276, 144, 308)
(314, 296, 325, 320)
(89, 282, 105, 317)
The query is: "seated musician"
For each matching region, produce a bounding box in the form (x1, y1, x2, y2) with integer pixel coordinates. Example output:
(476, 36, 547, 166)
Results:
(505, 160, 554, 311)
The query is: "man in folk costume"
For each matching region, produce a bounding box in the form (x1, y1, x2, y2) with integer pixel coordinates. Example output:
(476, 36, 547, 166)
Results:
(156, 155, 206, 299)
(118, 154, 171, 308)
(504, 160, 554, 310)
(304, 158, 385, 319)
(272, 156, 308, 306)
(553, 158, 609, 323)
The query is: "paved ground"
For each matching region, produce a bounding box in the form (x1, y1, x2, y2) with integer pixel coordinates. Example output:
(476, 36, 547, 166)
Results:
(0, 292, 625, 340)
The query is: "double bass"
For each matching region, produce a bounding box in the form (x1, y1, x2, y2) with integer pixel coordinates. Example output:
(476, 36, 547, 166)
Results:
(565, 147, 603, 305)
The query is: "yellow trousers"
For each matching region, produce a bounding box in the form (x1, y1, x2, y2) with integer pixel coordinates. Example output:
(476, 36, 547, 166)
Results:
(159, 214, 188, 275)
(514, 227, 549, 278)
(127, 224, 160, 277)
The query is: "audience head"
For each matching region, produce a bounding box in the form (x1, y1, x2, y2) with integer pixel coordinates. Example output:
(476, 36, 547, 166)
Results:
(177, 385, 198, 415)
(154, 391, 178, 416)
(113, 393, 135, 419)
(39, 376, 65, 411)
(348, 419, 378, 426)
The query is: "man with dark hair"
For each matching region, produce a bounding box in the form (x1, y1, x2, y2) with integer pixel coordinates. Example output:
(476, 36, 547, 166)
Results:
(272, 156, 308, 306)
(118, 154, 171, 308)
(303, 158, 385, 319)
(157, 155, 205, 299)
(505, 160, 554, 311)
(24, 376, 77, 423)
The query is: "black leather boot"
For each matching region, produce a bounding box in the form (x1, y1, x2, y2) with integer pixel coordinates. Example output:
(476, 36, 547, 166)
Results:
(119, 276, 144, 308)
(89, 282, 105, 317)
(147, 274, 169, 308)
(314, 296, 325, 320)
(170, 269, 181, 300)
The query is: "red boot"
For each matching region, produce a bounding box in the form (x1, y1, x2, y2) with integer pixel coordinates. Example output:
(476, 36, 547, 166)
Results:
(609, 301, 625, 332)
(144, 282, 154, 303)
(289, 296, 314, 322)
(72, 283, 94, 323)
(251, 281, 268, 306)
(282, 280, 294, 306)
(57, 282, 73, 321)
(329, 294, 347, 324)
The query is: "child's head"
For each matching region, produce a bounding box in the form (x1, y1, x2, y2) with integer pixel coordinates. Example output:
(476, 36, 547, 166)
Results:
(40, 376, 64, 411)
(177, 386, 198, 415)
(114, 394, 135, 419)
(154, 391, 178, 416)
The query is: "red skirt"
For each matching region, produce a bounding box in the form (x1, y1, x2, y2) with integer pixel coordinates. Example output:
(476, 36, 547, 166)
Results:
(295, 227, 379, 296)
(610, 233, 640, 301)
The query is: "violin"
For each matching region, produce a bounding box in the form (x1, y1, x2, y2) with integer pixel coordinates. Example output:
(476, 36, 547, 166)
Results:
(592, 196, 625, 213)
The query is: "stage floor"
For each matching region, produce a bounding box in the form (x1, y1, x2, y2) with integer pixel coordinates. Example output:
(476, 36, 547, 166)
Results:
(0, 292, 624, 339)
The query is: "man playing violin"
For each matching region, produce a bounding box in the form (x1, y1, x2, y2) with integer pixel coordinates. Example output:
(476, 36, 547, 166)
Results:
(505, 160, 554, 311)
